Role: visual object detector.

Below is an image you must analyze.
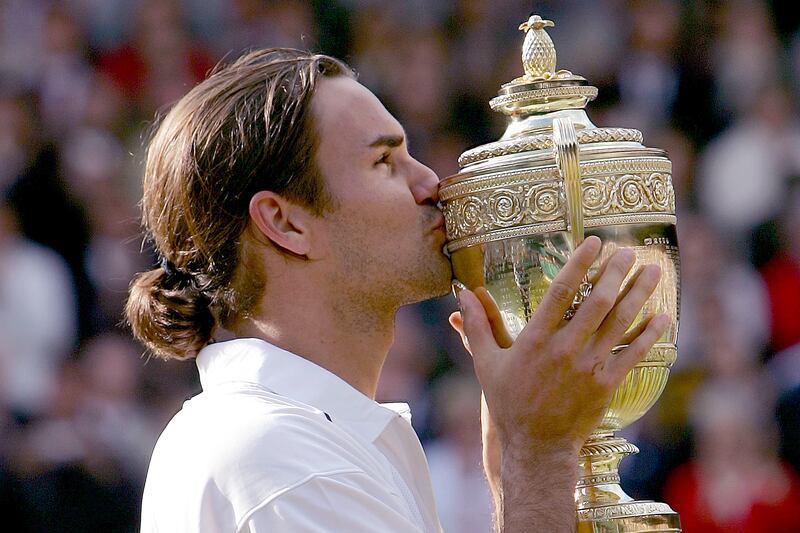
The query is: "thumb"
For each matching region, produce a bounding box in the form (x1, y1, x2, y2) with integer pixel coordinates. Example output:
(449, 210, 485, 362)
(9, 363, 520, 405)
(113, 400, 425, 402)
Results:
(458, 289, 499, 364)
(448, 311, 469, 348)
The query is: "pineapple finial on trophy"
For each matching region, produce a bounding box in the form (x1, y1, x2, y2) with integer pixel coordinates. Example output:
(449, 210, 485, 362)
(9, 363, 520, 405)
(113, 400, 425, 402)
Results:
(519, 15, 556, 79)
(490, 14, 596, 118)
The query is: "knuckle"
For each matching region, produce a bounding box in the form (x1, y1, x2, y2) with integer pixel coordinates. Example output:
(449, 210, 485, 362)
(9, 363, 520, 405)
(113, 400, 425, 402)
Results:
(612, 312, 631, 334)
(592, 290, 615, 310)
(549, 280, 575, 304)
(526, 329, 547, 351)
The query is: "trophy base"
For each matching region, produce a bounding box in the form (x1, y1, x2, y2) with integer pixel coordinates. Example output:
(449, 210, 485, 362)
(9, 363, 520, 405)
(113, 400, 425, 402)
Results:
(577, 502, 681, 532)
(576, 435, 681, 532)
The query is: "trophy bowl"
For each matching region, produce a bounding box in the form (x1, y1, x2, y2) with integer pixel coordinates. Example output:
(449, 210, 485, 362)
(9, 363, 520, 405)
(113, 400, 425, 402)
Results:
(440, 15, 681, 532)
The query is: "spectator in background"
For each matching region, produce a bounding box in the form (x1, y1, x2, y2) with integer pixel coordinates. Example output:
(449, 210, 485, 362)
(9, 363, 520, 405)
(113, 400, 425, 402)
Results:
(675, 213, 769, 369)
(711, 0, 782, 121)
(0, 200, 76, 419)
(37, 5, 93, 137)
(615, 0, 681, 134)
(0, 0, 47, 87)
(2, 88, 93, 340)
(98, 0, 214, 117)
(76, 333, 162, 484)
(222, 0, 319, 57)
(0, 89, 35, 194)
(4, 358, 140, 533)
(425, 374, 493, 533)
(664, 382, 800, 532)
(376, 306, 438, 440)
(383, 33, 450, 162)
(62, 127, 148, 330)
(696, 84, 800, 250)
(759, 181, 800, 354)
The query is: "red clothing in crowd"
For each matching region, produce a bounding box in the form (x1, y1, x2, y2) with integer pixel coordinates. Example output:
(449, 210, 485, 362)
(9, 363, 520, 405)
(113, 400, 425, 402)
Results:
(97, 45, 215, 98)
(664, 462, 800, 532)
(760, 254, 800, 352)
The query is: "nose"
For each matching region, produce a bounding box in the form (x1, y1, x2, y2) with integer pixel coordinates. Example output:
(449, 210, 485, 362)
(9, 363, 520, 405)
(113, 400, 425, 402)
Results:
(409, 158, 440, 206)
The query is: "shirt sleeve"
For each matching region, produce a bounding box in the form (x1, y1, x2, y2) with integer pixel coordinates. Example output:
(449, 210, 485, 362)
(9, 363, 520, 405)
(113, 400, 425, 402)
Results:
(239, 471, 425, 533)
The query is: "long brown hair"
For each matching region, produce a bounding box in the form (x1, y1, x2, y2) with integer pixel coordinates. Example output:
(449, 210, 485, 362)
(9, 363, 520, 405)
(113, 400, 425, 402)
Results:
(126, 48, 353, 360)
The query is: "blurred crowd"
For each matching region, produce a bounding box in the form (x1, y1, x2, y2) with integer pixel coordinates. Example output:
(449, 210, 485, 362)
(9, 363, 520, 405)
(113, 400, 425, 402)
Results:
(1, 0, 799, 531)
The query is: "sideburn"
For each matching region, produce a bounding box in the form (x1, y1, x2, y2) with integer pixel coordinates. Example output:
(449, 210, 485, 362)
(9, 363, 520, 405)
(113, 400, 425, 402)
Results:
(216, 237, 267, 330)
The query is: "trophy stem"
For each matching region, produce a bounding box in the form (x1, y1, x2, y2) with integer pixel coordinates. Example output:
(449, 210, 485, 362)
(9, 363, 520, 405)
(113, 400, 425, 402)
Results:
(576, 434, 681, 532)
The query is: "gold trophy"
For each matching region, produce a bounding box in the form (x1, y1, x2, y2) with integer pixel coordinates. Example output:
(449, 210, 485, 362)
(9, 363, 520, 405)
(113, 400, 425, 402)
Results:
(440, 15, 681, 532)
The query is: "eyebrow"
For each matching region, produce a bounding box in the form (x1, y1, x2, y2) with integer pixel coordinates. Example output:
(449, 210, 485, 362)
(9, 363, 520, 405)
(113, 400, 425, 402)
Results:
(368, 133, 405, 149)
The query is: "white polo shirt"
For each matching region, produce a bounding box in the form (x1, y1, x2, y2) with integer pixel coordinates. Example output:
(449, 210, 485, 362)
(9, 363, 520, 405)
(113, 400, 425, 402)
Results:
(140, 338, 443, 532)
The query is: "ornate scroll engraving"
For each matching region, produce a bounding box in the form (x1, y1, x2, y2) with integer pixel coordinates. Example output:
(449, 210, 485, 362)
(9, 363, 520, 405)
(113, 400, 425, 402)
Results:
(582, 173, 675, 216)
(442, 182, 564, 240)
(442, 170, 675, 245)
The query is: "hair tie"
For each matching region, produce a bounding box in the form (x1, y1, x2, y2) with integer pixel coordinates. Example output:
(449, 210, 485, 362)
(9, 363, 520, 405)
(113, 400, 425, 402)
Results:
(160, 257, 193, 287)
(160, 257, 177, 277)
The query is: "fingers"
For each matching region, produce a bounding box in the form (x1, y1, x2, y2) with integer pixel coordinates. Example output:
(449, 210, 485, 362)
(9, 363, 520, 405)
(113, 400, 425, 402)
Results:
(618, 312, 653, 345)
(458, 289, 499, 365)
(604, 314, 670, 384)
(450, 288, 514, 352)
(566, 248, 636, 344)
(591, 264, 662, 356)
(474, 288, 514, 348)
(527, 236, 602, 334)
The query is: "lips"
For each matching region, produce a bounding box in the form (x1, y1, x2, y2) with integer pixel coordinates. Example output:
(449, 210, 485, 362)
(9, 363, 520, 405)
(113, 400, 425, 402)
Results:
(430, 213, 447, 233)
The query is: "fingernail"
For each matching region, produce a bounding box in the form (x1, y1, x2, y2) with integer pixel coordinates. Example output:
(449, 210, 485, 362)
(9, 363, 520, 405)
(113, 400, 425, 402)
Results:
(583, 236, 602, 250)
(457, 288, 471, 316)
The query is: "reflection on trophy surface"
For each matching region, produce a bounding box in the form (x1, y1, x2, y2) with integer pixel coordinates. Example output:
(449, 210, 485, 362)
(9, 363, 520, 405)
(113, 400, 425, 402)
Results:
(440, 14, 682, 532)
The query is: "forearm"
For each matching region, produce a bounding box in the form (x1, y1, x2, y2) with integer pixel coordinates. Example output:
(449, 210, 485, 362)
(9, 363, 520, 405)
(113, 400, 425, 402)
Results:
(496, 446, 579, 533)
(485, 466, 502, 532)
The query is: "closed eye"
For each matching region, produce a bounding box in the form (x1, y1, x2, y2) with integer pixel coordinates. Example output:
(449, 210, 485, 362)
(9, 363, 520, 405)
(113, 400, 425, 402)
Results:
(375, 151, 391, 166)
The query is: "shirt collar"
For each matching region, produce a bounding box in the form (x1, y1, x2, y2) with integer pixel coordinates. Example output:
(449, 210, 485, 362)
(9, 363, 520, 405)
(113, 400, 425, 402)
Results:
(196, 338, 410, 442)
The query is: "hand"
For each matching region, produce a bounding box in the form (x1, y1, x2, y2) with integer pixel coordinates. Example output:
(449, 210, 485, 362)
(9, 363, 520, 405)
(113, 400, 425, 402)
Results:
(455, 236, 668, 457)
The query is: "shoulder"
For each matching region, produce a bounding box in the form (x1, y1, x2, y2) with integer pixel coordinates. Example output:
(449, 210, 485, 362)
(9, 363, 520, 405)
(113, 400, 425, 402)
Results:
(142, 384, 389, 526)
(239, 471, 423, 532)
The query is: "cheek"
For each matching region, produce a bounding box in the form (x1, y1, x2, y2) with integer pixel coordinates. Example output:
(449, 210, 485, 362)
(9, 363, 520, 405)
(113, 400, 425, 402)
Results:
(328, 184, 424, 247)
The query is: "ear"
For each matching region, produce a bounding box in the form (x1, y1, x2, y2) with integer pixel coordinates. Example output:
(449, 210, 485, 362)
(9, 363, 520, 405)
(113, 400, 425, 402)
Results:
(248, 191, 313, 256)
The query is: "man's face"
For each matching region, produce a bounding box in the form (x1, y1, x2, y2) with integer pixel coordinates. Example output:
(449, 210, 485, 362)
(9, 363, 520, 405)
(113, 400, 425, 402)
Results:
(311, 76, 452, 309)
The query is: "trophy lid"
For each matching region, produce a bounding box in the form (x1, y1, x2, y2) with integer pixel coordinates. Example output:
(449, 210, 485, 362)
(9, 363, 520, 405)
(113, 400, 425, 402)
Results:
(489, 15, 598, 117)
(439, 14, 674, 254)
(453, 15, 648, 169)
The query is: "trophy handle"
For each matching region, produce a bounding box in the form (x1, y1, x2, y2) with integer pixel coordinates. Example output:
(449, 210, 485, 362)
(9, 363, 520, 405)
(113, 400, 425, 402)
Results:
(553, 117, 584, 248)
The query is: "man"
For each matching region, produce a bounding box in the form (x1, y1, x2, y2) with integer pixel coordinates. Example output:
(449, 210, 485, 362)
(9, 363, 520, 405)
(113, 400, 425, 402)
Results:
(127, 49, 667, 532)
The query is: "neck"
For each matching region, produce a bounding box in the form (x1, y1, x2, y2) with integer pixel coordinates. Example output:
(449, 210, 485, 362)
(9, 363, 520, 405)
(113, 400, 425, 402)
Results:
(231, 282, 397, 399)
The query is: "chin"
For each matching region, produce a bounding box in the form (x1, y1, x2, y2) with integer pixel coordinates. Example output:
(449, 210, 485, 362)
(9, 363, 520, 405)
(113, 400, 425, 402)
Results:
(434, 258, 455, 295)
(411, 256, 454, 303)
